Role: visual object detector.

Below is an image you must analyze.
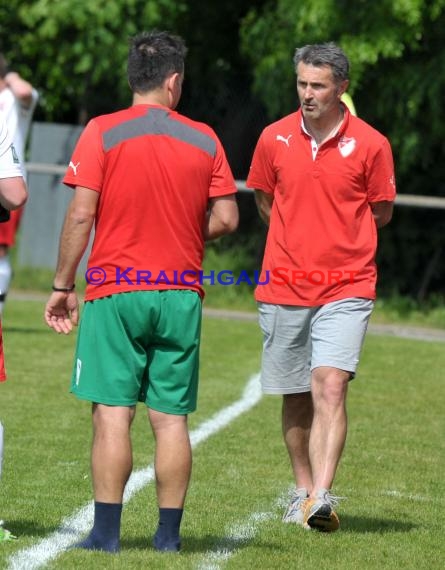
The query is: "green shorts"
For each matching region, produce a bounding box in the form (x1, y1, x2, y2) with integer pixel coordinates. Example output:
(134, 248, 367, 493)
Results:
(71, 290, 202, 414)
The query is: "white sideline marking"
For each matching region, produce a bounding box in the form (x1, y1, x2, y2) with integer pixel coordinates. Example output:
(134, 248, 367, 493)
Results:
(196, 492, 287, 570)
(382, 490, 432, 502)
(196, 484, 438, 569)
(8, 374, 262, 570)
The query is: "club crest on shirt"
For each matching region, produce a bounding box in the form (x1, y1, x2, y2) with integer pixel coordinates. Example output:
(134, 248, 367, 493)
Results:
(390, 175, 396, 189)
(338, 136, 356, 158)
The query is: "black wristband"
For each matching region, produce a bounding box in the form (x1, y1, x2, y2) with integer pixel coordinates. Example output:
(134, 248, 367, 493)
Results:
(51, 284, 75, 292)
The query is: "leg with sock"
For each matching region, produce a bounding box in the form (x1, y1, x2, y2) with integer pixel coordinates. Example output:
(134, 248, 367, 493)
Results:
(74, 404, 135, 553)
(149, 409, 191, 552)
(153, 508, 183, 552)
(75, 502, 122, 552)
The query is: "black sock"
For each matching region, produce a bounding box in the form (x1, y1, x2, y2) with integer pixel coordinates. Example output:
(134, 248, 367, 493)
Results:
(153, 507, 183, 552)
(74, 502, 122, 553)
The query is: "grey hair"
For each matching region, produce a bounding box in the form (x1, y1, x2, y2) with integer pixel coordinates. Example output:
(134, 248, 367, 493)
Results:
(293, 42, 349, 83)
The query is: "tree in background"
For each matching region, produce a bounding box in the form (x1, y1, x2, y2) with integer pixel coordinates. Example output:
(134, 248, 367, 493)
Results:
(0, 0, 268, 174)
(1, 0, 445, 298)
(0, 0, 187, 123)
(175, 0, 269, 177)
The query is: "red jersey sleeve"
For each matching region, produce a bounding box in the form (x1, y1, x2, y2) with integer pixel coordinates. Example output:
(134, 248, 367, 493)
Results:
(246, 132, 276, 195)
(63, 119, 104, 192)
(366, 137, 396, 203)
(208, 137, 237, 198)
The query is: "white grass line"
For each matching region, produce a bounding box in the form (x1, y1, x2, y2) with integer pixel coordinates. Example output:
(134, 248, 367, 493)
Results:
(196, 492, 288, 570)
(342, 488, 436, 503)
(381, 489, 434, 502)
(195, 485, 438, 570)
(8, 373, 262, 570)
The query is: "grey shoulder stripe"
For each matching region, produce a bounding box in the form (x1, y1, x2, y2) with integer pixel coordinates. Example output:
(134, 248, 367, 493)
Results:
(102, 108, 216, 157)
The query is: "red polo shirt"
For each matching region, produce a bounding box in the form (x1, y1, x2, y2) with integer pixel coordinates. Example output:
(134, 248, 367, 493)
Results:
(247, 106, 396, 306)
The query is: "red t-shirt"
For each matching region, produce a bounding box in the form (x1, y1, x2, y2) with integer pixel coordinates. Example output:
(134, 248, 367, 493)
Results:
(63, 104, 236, 300)
(247, 107, 396, 306)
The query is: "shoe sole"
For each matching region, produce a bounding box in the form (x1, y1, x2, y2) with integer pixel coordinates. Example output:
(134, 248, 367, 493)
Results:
(305, 504, 340, 532)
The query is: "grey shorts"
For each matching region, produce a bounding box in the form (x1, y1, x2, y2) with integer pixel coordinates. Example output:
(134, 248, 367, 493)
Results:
(258, 297, 374, 394)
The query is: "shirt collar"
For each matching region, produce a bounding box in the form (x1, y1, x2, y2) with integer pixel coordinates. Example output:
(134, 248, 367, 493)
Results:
(299, 103, 350, 140)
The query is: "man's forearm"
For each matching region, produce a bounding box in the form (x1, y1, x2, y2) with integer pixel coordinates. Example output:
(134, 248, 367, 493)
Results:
(204, 195, 239, 240)
(5, 72, 34, 107)
(204, 214, 237, 240)
(254, 190, 273, 226)
(371, 201, 394, 228)
(53, 206, 94, 288)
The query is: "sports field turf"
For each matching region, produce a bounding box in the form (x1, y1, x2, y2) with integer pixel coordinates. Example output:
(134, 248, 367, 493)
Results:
(0, 299, 444, 569)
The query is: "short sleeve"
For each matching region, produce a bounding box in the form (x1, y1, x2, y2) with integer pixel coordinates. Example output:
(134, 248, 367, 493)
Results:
(246, 132, 276, 194)
(366, 138, 396, 203)
(63, 119, 104, 192)
(208, 137, 237, 198)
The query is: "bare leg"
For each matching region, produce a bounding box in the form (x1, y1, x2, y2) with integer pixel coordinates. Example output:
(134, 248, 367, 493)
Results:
(75, 404, 136, 552)
(148, 408, 191, 551)
(148, 409, 191, 508)
(91, 404, 136, 502)
(309, 366, 349, 493)
(282, 392, 313, 491)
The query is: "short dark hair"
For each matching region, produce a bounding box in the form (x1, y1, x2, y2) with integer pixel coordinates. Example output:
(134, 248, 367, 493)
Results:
(127, 30, 187, 94)
(293, 42, 349, 83)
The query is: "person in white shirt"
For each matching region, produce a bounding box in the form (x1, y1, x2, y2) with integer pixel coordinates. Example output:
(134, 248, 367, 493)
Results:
(0, 54, 38, 314)
(0, 112, 28, 542)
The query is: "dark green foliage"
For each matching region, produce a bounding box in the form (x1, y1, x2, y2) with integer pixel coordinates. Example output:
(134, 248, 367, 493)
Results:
(2, 0, 444, 300)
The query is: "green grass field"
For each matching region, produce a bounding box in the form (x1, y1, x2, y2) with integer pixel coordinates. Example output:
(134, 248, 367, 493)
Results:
(0, 298, 444, 569)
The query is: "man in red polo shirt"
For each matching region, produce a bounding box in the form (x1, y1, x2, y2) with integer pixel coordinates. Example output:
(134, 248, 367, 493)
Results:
(247, 42, 395, 532)
(44, 31, 238, 553)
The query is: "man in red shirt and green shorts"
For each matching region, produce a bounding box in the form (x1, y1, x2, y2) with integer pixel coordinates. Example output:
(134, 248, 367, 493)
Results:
(247, 42, 395, 532)
(44, 31, 238, 553)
